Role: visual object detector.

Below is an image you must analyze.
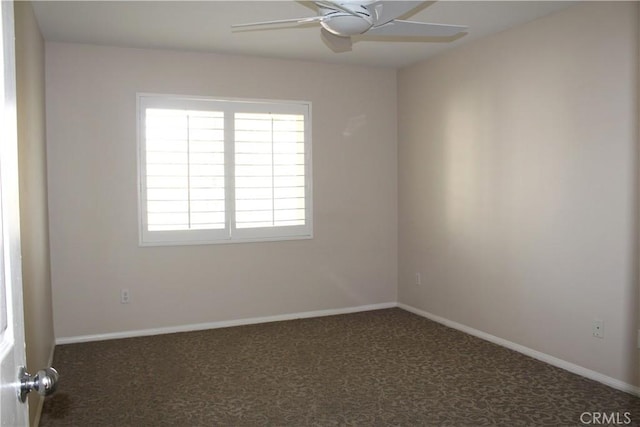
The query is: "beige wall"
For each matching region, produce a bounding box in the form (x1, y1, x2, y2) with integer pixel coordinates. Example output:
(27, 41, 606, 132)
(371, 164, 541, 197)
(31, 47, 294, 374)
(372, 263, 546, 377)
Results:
(398, 2, 638, 386)
(45, 43, 398, 339)
(14, 1, 55, 424)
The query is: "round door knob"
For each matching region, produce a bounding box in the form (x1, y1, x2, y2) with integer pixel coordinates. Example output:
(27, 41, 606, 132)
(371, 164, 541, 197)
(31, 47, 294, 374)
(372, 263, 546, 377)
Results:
(18, 366, 59, 403)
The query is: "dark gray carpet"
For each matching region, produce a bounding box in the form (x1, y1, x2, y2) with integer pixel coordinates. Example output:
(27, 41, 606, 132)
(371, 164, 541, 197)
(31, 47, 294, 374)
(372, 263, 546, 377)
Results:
(40, 308, 640, 426)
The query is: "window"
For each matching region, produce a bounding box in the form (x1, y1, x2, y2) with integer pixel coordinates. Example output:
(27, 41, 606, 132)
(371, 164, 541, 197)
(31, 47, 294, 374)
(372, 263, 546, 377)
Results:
(137, 94, 312, 246)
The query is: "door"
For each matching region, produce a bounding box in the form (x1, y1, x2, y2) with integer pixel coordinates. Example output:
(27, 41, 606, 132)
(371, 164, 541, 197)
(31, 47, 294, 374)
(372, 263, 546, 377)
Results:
(0, 0, 29, 424)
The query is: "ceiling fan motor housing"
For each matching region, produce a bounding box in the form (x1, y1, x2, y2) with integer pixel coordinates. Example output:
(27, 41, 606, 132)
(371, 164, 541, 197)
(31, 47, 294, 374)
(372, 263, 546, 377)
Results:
(319, 4, 374, 36)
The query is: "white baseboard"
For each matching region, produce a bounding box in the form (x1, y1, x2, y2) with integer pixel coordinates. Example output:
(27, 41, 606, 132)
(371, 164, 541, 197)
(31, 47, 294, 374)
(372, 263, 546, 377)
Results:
(55, 302, 397, 345)
(398, 302, 640, 397)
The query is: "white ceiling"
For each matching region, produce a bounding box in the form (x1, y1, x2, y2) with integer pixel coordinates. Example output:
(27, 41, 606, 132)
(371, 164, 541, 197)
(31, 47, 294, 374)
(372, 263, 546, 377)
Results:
(32, 1, 577, 69)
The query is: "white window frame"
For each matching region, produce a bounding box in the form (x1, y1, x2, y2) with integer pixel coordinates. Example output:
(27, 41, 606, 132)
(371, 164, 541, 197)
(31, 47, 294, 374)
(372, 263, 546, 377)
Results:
(137, 93, 313, 246)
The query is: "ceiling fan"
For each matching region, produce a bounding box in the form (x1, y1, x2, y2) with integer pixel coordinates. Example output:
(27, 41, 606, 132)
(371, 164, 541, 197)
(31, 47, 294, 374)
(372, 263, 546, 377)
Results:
(231, 1, 467, 53)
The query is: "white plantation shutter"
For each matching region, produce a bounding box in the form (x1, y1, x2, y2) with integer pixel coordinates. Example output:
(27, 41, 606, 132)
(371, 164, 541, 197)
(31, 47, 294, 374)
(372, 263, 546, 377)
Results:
(138, 94, 312, 246)
(234, 113, 306, 229)
(145, 109, 225, 231)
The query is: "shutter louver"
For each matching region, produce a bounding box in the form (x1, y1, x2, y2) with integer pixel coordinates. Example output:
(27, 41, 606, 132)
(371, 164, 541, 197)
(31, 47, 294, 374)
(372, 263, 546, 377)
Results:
(234, 113, 306, 229)
(145, 108, 225, 231)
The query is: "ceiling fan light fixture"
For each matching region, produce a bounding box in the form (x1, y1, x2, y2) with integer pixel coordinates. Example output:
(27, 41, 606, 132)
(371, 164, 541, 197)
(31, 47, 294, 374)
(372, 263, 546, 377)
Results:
(321, 14, 373, 36)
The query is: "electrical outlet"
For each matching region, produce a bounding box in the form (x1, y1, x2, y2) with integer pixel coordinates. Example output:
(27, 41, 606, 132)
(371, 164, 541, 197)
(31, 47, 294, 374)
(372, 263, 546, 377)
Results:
(592, 319, 604, 338)
(415, 272, 421, 286)
(121, 288, 130, 304)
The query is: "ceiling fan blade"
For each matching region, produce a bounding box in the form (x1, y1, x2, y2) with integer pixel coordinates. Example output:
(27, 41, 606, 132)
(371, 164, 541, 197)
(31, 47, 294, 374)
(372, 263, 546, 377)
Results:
(366, 20, 467, 37)
(321, 27, 352, 53)
(369, 1, 424, 26)
(232, 16, 323, 29)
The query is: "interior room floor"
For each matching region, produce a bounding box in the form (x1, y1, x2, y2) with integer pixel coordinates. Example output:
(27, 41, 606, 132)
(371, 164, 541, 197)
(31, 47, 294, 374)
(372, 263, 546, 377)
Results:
(40, 308, 639, 426)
